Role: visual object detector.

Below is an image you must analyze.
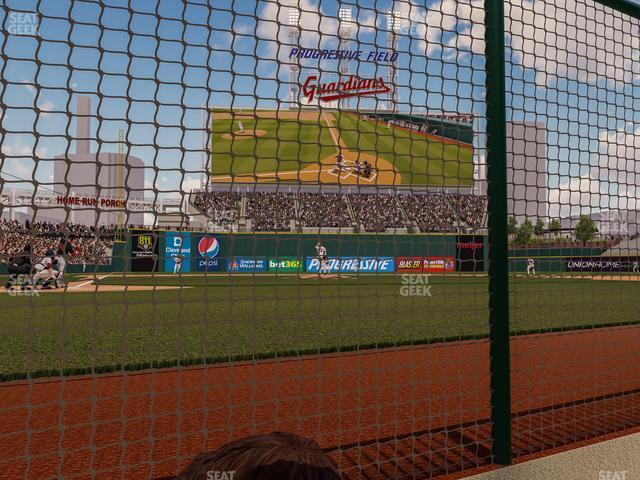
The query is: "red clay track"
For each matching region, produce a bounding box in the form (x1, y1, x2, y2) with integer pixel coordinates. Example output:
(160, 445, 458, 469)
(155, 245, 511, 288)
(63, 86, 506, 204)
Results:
(1, 325, 639, 480)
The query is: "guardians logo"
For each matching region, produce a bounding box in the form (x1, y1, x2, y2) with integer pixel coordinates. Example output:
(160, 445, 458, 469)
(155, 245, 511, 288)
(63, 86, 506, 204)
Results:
(302, 75, 391, 103)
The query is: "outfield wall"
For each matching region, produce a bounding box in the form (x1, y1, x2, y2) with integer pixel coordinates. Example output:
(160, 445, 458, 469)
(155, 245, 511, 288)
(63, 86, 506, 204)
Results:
(122, 231, 486, 274)
(0, 233, 626, 276)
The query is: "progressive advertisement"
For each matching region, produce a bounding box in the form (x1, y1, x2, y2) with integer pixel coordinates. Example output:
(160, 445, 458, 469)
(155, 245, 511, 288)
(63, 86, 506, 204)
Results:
(305, 257, 395, 273)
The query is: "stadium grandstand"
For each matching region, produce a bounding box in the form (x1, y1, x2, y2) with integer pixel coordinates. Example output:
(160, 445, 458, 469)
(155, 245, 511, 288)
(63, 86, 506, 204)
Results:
(190, 186, 487, 234)
(0, 218, 115, 265)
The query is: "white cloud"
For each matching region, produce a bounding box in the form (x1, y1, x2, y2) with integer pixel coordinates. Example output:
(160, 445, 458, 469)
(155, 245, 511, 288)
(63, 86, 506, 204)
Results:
(38, 100, 55, 116)
(548, 173, 602, 218)
(256, 0, 340, 65)
(549, 122, 640, 217)
(20, 80, 36, 96)
(507, 0, 640, 87)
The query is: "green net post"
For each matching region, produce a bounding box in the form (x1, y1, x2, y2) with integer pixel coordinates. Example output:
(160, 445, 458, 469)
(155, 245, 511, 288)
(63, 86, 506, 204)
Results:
(485, 0, 513, 465)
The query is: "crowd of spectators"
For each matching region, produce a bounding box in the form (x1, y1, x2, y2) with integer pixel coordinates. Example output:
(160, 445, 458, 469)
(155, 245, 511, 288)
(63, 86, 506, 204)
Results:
(448, 194, 486, 228)
(348, 194, 406, 232)
(192, 192, 240, 222)
(0, 218, 115, 265)
(298, 193, 351, 228)
(399, 193, 458, 232)
(245, 192, 296, 231)
(400, 194, 486, 232)
(191, 191, 487, 233)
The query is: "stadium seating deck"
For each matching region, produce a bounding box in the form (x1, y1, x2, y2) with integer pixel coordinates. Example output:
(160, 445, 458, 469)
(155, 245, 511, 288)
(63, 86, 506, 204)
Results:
(191, 191, 487, 233)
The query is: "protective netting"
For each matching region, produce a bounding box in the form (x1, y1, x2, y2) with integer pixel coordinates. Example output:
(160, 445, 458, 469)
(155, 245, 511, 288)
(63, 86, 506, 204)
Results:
(505, 0, 640, 460)
(0, 0, 638, 479)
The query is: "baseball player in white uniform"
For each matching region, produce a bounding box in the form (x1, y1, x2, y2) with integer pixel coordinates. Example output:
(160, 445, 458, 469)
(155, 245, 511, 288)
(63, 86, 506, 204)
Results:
(526, 257, 536, 276)
(315, 242, 330, 276)
(33, 250, 61, 289)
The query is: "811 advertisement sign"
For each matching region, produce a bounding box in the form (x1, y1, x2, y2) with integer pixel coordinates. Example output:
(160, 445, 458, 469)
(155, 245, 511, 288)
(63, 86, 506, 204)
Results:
(194, 235, 222, 272)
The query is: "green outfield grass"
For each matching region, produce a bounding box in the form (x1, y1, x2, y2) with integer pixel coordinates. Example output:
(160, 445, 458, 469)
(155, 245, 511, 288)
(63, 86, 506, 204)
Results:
(1, 273, 639, 381)
(211, 117, 336, 176)
(211, 112, 474, 185)
(334, 113, 474, 186)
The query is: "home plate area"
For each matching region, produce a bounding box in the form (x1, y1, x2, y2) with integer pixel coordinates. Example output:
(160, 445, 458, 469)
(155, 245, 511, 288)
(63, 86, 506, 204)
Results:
(327, 159, 377, 182)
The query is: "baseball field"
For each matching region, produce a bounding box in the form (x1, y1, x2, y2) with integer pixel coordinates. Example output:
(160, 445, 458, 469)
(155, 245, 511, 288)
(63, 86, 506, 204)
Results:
(210, 110, 474, 186)
(1, 272, 638, 380)
(3, 271, 640, 479)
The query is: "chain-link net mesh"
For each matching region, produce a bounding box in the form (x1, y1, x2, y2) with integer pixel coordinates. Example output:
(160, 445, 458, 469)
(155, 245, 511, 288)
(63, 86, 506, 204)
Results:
(505, 0, 640, 460)
(1, 0, 639, 479)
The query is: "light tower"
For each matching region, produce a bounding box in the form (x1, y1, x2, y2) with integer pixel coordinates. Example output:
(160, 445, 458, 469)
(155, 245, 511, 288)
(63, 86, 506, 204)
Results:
(288, 9, 300, 108)
(386, 10, 401, 112)
(338, 6, 353, 110)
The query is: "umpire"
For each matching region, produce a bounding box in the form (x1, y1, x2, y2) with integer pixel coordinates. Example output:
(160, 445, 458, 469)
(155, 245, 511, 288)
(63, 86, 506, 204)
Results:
(5, 244, 33, 289)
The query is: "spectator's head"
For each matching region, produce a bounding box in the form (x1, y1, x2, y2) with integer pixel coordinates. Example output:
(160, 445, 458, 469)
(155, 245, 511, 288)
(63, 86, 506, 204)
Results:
(173, 432, 341, 480)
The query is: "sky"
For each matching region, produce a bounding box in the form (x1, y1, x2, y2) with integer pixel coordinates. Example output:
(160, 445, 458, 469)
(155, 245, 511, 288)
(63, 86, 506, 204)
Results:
(1, 0, 639, 219)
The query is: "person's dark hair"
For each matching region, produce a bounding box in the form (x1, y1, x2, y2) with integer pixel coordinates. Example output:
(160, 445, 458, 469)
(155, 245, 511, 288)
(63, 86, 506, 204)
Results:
(172, 432, 341, 480)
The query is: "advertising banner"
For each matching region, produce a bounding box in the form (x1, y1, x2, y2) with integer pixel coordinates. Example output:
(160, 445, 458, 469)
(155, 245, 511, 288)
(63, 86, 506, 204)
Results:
(193, 235, 223, 272)
(165, 232, 191, 273)
(456, 235, 485, 272)
(268, 257, 304, 273)
(227, 257, 267, 272)
(566, 257, 640, 272)
(396, 257, 425, 273)
(396, 256, 455, 273)
(423, 256, 455, 272)
(130, 230, 159, 272)
(305, 257, 395, 273)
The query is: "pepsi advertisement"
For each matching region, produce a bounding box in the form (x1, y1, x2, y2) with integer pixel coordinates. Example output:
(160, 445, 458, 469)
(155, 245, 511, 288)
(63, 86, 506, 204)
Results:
(165, 232, 191, 273)
(305, 257, 395, 273)
(227, 257, 267, 272)
(193, 235, 223, 272)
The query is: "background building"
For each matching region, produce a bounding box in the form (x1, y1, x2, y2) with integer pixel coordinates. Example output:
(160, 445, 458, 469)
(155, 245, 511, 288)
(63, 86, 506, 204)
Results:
(506, 121, 548, 222)
(52, 96, 145, 226)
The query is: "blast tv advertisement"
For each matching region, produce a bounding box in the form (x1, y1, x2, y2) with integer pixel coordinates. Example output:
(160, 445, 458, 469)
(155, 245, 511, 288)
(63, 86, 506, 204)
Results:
(130, 230, 159, 272)
(165, 232, 191, 273)
(306, 257, 395, 273)
(397, 256, 455, 273)
(194, 235, 223, 272)
(456, 235, 485, 272)
(396, 257, 424, 273)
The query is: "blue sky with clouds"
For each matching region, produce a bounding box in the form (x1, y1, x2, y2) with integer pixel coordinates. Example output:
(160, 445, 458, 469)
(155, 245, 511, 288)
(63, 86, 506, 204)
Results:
(1, 0, 639, 218)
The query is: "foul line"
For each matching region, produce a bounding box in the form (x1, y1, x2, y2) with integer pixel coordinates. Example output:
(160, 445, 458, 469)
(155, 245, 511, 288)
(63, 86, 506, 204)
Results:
(72, 272, 114, 289)
(322, 111, 343, 152)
